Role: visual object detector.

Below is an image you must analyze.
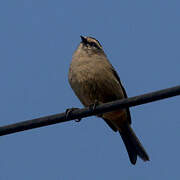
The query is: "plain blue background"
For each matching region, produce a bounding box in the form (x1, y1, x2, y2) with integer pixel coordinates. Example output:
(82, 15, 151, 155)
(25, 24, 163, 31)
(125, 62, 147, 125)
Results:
(0, 0, 179, 179)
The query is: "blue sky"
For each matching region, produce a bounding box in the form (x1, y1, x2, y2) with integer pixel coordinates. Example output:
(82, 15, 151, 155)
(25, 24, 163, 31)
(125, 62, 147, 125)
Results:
(0, 0, 180, 179)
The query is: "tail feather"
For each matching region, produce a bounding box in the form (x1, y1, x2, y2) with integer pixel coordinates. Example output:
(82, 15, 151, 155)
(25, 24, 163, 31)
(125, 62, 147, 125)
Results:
(119, 124, 149, 165)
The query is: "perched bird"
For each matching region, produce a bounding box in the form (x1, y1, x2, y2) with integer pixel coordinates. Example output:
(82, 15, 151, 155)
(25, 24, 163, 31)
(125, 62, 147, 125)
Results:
(68, 36, 149, 165)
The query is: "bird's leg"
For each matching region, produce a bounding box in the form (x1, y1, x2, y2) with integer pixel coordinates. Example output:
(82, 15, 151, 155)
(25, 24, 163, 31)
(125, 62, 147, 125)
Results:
(89, 100, 104, 117)
(89, 100, 99, 112)
(65, 108, 81, 122)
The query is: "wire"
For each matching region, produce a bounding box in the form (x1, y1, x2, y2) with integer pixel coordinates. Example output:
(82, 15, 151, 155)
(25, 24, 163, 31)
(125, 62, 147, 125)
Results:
(0, 85, 180, 136)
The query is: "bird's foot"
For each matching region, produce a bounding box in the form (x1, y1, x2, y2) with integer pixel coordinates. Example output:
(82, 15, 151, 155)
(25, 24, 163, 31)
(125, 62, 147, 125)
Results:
(89, 100, 99, 112)
(65, 108, 81, 122)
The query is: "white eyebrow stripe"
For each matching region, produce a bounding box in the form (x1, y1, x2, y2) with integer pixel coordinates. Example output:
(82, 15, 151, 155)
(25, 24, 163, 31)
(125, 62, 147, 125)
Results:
(86, 37, 102, 48)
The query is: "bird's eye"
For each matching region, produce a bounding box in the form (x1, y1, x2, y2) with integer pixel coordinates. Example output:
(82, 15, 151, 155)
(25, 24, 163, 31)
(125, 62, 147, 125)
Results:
(90, 42, 100, 49)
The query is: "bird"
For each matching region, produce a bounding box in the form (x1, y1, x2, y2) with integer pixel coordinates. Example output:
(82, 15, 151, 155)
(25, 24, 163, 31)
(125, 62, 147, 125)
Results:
(68, 36, 149, 165)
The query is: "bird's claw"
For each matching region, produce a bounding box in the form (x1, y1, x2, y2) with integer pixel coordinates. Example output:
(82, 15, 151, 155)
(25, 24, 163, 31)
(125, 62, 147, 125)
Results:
(89, 100, 99, 112)
(65, 108, 81, 122)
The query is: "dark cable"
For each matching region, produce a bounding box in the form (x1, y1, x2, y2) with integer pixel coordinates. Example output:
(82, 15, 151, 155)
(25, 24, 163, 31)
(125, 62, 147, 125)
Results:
(0, 85, 180, 136)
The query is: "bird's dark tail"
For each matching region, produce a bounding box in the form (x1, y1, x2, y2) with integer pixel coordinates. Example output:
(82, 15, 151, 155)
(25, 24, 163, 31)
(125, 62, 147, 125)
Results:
(119, 123, 149, 165)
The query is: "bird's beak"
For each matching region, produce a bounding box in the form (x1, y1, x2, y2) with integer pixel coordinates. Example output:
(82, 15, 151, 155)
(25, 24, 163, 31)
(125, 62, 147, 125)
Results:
(80, 36, 87, 43)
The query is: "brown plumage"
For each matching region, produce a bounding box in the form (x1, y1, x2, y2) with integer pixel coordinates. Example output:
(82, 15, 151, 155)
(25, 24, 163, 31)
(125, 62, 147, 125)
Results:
(68, 36, 149, 164)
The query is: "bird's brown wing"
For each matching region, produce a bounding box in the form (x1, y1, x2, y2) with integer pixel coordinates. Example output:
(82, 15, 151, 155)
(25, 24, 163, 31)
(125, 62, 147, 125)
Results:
(110, 67, 131, 124)
(102, 66, 131, 132)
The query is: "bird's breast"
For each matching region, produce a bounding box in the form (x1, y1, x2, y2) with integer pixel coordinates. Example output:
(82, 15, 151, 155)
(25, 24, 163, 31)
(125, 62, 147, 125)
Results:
(69, 58, 124, 107)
